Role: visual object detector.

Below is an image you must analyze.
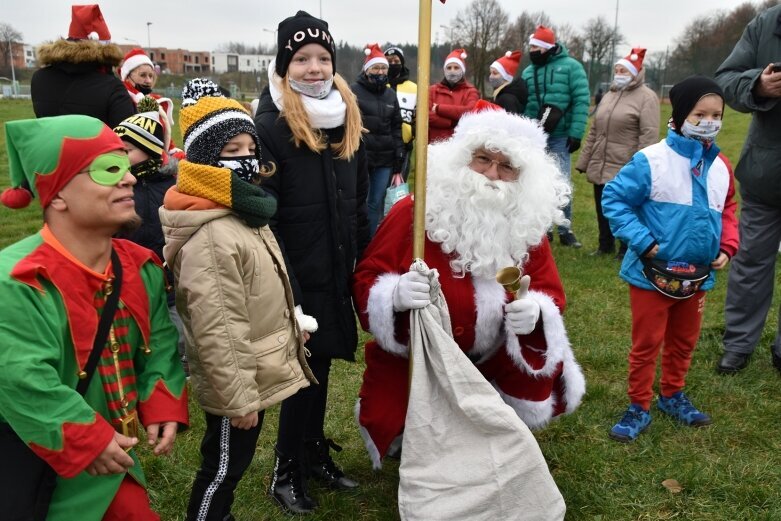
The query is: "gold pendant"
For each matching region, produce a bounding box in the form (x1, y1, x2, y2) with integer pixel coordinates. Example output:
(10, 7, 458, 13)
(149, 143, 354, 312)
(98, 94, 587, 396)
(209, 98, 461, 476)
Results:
(120, 410, 140, 450)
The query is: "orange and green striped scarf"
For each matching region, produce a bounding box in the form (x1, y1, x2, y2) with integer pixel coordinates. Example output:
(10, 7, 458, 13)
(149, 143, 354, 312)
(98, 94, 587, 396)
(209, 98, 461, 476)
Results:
(177, 160, 276, 228)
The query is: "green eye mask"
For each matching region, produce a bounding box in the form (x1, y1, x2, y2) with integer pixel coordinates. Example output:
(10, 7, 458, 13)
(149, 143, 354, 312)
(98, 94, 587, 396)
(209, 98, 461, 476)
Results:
(87, 153, 130, 186)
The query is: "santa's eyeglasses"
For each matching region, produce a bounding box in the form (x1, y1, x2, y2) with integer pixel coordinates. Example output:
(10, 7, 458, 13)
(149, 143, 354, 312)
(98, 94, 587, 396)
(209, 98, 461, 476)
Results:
(470, 152, 519, 179)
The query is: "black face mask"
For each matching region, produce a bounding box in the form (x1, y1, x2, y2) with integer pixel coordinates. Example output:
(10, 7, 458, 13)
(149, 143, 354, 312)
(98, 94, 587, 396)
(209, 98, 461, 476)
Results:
(388, 64, 403, 79)
(217, 155, 260, 185)
(134, 83, 153, 95)
(529, 50, 549, 66)
(130, 157, 163, 178)
(366, 74, 389, 87)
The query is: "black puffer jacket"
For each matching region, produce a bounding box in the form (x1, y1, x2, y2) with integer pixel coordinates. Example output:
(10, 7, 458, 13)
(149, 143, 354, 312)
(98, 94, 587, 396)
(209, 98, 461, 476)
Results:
(254, 87, 370, 361)
(494, 76, 528, 115)
(31, 39, 136, 128)
(351, 74, 404, 170)
(117, 164, 178, 306)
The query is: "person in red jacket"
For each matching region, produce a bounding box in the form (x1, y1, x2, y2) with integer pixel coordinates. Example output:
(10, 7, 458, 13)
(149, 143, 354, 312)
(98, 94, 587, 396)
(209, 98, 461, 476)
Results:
(428, 49, 480, 143)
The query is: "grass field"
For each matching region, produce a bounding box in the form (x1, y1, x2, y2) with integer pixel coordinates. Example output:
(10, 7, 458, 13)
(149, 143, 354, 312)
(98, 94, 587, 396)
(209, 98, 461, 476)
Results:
(2, 98, 780, 521)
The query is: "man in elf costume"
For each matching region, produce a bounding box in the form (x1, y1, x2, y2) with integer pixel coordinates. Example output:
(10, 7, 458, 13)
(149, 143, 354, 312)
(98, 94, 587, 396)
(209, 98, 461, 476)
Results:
(353, 102, 585, 468)
(0, 115, 188, 520)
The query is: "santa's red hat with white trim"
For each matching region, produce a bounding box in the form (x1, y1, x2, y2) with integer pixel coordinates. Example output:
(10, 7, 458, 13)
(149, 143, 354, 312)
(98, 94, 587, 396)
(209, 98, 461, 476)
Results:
(68, 4, 111, 41)
(120, 48, 154, 81)
(362, 43, 389, 72)
(491, 50, 522, 82)
(615, 47, 647, 77)
(529, 25, 556, 50)
(444, 48, 467, 72)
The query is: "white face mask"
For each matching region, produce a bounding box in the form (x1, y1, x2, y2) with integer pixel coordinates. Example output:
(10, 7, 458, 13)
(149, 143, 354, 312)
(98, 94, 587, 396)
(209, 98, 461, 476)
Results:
(488, 76, 505, 89)
(681, 119, 722, 143)
(288, 77, 334, 99)
(445, 70, 464, 83)
(612, 74, 632, 89)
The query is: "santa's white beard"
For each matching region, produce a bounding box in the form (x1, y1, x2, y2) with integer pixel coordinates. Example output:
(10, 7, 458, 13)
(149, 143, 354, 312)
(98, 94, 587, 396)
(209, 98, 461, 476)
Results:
(426, 160, 568, 279)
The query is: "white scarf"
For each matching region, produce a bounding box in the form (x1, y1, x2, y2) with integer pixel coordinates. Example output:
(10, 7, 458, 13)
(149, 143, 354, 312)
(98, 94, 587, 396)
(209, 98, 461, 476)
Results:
(268, 59, 346, 130)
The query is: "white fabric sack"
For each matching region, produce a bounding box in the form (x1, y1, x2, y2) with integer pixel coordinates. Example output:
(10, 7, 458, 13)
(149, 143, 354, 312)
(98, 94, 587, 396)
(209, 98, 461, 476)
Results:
(398, 261, 565, 521)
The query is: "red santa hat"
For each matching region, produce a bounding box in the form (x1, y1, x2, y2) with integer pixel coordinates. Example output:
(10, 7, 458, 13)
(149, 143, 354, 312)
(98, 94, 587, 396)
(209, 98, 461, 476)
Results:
(615, 47, 647, 77)
(67, 4, 111, 41)
(471, 99, 503, 113)
(529, 25, 555, 50)
(363, 43, 389, 72)
(444, 48, 468, 72)
(490, 50, 522, 82)
(120, 48, 154, 81)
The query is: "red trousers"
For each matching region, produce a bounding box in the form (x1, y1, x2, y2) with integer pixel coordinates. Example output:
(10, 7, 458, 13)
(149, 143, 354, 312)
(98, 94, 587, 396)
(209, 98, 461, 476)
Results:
(103, 476, 160, 521)
(627, 286, 706, 410)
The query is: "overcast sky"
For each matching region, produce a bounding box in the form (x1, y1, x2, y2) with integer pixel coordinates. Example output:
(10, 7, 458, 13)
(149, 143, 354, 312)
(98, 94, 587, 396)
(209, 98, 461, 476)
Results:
(7, 0, 746, 59)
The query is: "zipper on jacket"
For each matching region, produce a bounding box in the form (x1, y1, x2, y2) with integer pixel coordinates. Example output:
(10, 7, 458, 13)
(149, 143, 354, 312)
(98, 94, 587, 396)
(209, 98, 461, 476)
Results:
(599, 90, 624, 178)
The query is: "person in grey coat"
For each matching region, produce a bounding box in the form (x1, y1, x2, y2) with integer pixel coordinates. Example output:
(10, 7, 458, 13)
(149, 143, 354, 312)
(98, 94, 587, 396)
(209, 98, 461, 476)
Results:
(714, 4, 781, 374)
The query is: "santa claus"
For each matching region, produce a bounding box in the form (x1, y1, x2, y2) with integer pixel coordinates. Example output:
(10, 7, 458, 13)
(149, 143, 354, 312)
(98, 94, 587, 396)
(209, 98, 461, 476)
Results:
(352, 102, 586, 469)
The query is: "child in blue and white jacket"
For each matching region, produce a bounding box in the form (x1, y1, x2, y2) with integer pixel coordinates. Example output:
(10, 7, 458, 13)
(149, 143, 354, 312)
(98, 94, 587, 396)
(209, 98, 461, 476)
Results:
(602, 76, 739, 443)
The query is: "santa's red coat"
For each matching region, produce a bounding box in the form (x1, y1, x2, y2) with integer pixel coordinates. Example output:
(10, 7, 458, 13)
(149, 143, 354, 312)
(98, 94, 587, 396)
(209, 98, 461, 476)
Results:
(352, 196, 585, 468)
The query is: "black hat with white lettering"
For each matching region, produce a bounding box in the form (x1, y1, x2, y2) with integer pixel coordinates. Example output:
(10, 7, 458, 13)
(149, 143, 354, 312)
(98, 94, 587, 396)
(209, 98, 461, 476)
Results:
(275, 10, 336, 77)
(113, 96, 167, 160)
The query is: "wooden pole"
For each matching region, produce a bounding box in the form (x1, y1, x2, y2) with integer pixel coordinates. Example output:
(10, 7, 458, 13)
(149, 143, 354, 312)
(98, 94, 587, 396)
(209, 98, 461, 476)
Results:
(412, 0, 433, 262)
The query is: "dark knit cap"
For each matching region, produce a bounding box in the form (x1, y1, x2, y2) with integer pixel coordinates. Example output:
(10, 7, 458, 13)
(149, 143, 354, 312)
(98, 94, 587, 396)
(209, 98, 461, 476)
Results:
(180, 78, 259, 165)
(384, 46, 405, 67)
(275, 10, 335, 77)
(669, 75, 724, 133)
(113, 97, 166, 160)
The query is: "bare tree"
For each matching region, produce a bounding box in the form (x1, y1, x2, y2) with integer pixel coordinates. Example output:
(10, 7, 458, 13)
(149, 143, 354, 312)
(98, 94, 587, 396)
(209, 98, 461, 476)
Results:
(555, 23, 586, 61)
(581, 16, 623, 89)
(664, 2, 773, 83)
(499, 11, 552, 52)
(0, 22, 23, 71)
(451, 0, 510, 93)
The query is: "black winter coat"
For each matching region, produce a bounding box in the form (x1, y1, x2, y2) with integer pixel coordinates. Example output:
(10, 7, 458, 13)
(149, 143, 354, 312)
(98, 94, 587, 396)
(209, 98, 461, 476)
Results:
(32, 62, 136, 128)
(494, 76, 528, 115)
(254, 88, 370, 361)
(117, 169, 177, 306)
(351, 75, 404, 170)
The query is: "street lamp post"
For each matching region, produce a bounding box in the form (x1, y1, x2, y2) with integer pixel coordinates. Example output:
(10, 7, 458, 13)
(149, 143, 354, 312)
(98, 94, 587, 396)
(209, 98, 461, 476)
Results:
(146, 22, 152, 51)
(609, 0, 619, 79)
(262, 28, 278, 51)
(8, 38, 16, 97)
(439, 24, 451, 44)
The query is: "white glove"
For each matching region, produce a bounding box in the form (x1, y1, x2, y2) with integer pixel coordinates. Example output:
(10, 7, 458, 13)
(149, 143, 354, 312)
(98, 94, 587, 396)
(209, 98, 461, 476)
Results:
(294, 305, 318, 333)
(392, 271, 431, 311)
(504, 275, 540, 335)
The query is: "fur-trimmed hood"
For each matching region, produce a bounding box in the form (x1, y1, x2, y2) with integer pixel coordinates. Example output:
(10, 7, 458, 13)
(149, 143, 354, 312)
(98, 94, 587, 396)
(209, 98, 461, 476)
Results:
(37, 39, 123, 67)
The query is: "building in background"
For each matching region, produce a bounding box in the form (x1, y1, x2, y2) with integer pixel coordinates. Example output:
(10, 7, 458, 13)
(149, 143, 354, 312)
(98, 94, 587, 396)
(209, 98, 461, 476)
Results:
(211, 52, 274, 74)
(117, 45, 210, 75)
(2, 41, 34, 70)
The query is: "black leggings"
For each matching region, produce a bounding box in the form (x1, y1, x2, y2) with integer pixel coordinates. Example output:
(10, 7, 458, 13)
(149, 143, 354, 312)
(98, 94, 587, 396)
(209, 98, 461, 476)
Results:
(187, 410, 266, 521)
(276, 357, 332, 458)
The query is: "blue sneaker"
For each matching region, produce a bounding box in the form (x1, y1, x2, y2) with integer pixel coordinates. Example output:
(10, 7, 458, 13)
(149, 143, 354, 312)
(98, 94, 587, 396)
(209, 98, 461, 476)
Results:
(657, 391, 712, 426)
(609, 404, 651, 442)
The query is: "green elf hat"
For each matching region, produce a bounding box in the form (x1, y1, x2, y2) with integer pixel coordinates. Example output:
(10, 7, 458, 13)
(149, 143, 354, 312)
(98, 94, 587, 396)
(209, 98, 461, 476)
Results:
(2, 115, 125, 209)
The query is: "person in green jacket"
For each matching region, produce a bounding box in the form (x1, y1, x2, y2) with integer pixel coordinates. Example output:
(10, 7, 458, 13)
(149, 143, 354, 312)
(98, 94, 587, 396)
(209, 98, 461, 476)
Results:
(715, 4, 781, 375)
(0, 115, 189, 520)
(522, 25, 590, 249)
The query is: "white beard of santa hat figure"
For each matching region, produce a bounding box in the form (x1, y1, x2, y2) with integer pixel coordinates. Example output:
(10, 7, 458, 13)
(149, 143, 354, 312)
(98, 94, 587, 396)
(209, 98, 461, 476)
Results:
(425, 100, 571, 279)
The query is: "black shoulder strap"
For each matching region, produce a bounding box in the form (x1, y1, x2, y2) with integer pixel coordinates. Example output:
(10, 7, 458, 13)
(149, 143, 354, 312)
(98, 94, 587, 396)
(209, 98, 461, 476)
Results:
(76, 249, 123, 396)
